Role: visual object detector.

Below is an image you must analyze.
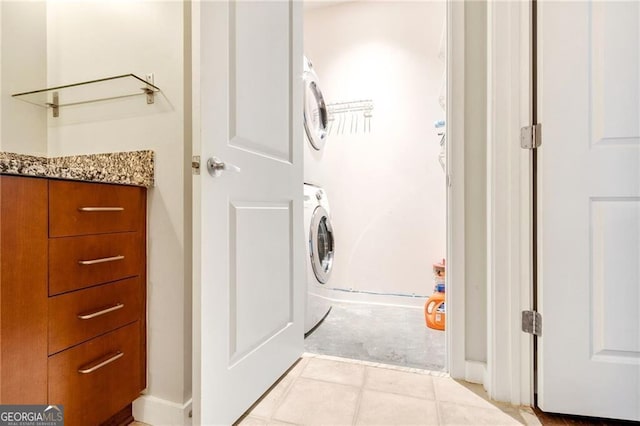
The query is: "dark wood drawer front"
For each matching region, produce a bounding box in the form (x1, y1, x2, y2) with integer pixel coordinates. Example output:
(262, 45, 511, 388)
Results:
(48, 322, 142, 426)
(49, 180, 145, 237)
(49, 232, 142, 296)
(49, 278, 142, 355)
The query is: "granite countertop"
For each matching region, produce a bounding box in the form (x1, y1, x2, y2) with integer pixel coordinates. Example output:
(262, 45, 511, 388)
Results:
(0, 150, 154, 188)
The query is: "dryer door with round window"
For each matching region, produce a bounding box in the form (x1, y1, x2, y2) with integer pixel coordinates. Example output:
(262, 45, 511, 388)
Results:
(309, 205, 334, 284)
(303, 57, 328, 151)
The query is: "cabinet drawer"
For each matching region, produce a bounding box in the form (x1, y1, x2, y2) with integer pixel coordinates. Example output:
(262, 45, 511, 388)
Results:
(49, 277, 142, 355)
(48, 322, 142, 426)
(49, 232, 143, 296)
(49, 180, 145, 237)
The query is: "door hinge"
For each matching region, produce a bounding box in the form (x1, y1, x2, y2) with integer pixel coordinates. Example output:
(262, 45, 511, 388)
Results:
(522, 310, 542, 336)
(520, 123, 542, 149)
(192, 155, 201, 175)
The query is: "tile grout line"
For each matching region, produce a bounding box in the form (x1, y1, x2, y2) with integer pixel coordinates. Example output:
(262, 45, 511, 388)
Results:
(351, 365, 368, 426)
(295, 375, 365, 390)
(362, 388, 440, 402)
(303, 353, 449, 378)
(242, 358, 311, 423)
(268, 359, 311, 423)
(433, 374, 443, 425)
(297, 359, 368, 390)
(435, 398, 443, 425)
(361, 366, 441, 402)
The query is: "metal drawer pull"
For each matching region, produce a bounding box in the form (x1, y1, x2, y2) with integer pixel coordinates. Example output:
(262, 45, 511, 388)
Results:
(78, 207, 124, 212)
(78, 255, 125, 265)
(78, 351, 124, 374)
(77, 303, 124, 320)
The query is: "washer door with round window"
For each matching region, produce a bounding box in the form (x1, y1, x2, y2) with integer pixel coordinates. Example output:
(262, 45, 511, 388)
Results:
(303, 56, 329, 151)
(309, 205, 334, 284)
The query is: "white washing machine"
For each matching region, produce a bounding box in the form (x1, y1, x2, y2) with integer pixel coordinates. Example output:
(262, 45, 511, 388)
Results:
(304, 183, 334, 334)
(303, 56, 329, 185)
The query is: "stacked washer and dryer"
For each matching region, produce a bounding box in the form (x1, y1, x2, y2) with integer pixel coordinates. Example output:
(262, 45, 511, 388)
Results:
(303, 57, 335, 335)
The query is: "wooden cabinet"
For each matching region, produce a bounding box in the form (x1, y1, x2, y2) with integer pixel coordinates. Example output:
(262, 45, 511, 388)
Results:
(0, 176, 147, 425)
(0, 176, 48, 404)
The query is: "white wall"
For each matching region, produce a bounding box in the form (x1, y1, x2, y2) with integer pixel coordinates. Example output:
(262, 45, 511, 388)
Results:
(304, 1, 446, 300)
(46, 1, 191, 423)
(0, 1, 47, 155)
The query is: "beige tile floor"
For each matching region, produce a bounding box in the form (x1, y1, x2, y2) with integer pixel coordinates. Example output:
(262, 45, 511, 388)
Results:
(237, 354, 541, 426)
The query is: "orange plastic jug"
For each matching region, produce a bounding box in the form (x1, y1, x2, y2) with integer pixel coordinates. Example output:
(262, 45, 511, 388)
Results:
(425, 291, 445, 331)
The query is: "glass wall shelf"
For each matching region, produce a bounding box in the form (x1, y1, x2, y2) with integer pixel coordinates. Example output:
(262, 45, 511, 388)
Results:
(12, 73, 160, 117)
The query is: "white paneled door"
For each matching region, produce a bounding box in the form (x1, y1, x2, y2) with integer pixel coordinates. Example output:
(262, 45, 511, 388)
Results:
(538, 1, 639, 421)
(192, 1, 304, 424)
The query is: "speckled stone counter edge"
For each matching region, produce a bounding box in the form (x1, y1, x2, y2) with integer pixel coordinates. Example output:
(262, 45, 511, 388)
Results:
(0, 150, 154, 188)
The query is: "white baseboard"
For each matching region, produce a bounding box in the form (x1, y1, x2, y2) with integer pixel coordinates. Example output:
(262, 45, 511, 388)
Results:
(133, 395, 192, 426)
(464, 360, 487, 385)
(324, 288, 427, 308)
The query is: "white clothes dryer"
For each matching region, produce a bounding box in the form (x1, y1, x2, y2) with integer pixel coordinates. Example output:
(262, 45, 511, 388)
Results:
(303, 56, 330, 186)
(303, 56, 329, 152)
(304, 183, 334, 334)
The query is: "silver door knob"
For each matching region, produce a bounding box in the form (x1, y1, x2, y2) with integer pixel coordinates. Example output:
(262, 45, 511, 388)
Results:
(207, 157, 241, 177)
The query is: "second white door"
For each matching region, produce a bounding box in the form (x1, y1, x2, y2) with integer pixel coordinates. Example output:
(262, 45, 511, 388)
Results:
(538, 0, 640, 421)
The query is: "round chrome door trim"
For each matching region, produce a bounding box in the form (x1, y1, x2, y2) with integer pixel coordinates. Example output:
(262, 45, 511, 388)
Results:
(303, 58, 329, 151)
(309, 205, 334, 284)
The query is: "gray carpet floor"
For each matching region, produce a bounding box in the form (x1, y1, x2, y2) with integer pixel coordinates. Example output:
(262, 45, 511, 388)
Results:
(304, 300, 446, 371)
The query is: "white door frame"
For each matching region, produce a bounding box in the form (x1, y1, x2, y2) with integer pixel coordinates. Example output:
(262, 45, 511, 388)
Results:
(189, 0, 534, 416)
(445, 0, 466, 380)
(449, 0, 534, 405)
(485, 0, 534, 406)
